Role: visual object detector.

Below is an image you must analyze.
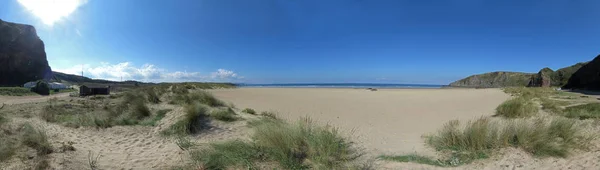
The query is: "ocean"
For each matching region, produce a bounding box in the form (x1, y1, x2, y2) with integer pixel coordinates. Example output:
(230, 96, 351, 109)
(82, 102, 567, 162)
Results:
(236, 83, 443, 89)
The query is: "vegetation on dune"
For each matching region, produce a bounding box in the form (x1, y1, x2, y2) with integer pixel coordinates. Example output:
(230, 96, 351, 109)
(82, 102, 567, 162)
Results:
(540, 98, 569, 114)
(209, 108, 238, 122)
(260, 111, 279, 120)
(41, 92, 155, 128)
(495, 97, 538, 118)
(503, 87, 555, 99)
(564, 103, 600, 119)
(0, 113, 6, 125)
(140, 109, 172, 126)
(21, 123, 53, 155)
(162, 102, 210, 136)
(189, 117, 361, 169)
(0, 133, 17, 162)
(189, 140, 260, 169)
(379, 154, 446, 167)
(0, 87, 36, 96)
(423, 117, 589, 166)
(171, 90, 226, 107)
(242, 108, 256, 115)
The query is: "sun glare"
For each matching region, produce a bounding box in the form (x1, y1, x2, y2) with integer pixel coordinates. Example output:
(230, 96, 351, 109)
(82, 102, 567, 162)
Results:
(17, 0, 87, 26)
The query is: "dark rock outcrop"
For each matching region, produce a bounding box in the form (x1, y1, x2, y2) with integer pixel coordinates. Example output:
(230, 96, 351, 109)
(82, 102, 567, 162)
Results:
(0, 19, 52, 86)
(563, 55, 600, 90)
(552, 62, 587, 87)
(528, 68, 553, 87)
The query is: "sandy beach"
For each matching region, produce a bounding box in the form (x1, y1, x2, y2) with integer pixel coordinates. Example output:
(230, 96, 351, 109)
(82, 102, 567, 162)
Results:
(212, 88, 510, 156)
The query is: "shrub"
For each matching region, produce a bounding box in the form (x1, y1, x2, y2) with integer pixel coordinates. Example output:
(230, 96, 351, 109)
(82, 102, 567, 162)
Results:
(210, 108, 237, 122)
(162, 103, 210, 136)
(31, 81, 50, 95)
(242, 108, 256, 115)
(495, 97, 538, 118)
(426, 117, 588, 163)
(564, 103, 600, 119)
(21, 123, 53, 155)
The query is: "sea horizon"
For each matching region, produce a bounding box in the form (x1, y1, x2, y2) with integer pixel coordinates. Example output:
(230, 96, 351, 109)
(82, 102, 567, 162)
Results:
(236, 83, 444, 89)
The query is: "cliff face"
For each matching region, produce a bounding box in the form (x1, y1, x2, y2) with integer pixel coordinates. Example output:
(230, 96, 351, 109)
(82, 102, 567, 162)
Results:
(563, 55, 600, 90)
(449, 72, 533, 88)
(0, 19, 52, 86)
(528, 68, 553, 87)
(450, 61, 588, 88)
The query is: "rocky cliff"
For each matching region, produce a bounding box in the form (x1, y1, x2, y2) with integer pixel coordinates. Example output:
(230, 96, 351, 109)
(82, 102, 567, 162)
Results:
(528, 68, 553, 87)
(0, 19, 52, 86)
(450, 62, 587, 88)
(563, 55, 600, 90)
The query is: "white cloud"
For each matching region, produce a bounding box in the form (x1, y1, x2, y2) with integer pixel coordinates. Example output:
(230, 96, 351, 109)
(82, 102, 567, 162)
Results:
(53, 62, 242, 82)
(211, 69, 240, 79)
(17, 0, 88, 25)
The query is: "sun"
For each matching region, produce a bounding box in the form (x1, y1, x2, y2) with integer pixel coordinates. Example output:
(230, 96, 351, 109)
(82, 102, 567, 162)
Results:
(17, 0, 87, 26)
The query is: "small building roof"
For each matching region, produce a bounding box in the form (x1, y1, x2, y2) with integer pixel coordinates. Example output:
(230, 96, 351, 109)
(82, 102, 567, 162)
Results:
(81, 84, 110, 88)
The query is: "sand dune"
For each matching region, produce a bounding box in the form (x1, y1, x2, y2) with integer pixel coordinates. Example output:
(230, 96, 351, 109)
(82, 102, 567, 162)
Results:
(211, 88, 510, 156)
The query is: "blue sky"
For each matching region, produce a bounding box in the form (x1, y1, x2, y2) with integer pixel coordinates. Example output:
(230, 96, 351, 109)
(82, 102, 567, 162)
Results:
(1, 0, 599, 84)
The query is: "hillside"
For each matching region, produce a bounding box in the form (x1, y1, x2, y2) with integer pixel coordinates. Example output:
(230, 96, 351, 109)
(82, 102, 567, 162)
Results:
(449, 72, 533, 88)
(563, 55, 600, 90)
(450, 62, 587, 88)
(0, 19, 52, 86)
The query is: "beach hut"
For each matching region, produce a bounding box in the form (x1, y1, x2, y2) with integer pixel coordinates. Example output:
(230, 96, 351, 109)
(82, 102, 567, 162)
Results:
(80, 84, 110, 96)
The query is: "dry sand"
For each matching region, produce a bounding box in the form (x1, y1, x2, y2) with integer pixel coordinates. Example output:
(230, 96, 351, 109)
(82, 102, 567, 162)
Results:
(211, 88, 510, 156)
(3, 88, 598, 169)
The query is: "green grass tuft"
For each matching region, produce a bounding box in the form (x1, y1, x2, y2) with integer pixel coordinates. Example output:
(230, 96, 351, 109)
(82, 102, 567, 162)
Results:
(540, 98, 569, 114)
(0, 134, 17, 162)
(140, 109, 172, 126)
(379, 154, 444, 167)
(0, 87, 36, 96)
(210, 108, 237, 122)
(21, 123, 53, 155)
(194, 117, 361, 169)
(171, 91, 226, 107)
(426, 117, 588, 164)
(162, 103, 210, 136)
(242, 108, 256, 115)
(564, 103, 600, 119)
(260, 111, 279, 120)
(495, 97, 538, 118)
(252, 117, 360, 169)
(190, 140, 260, 169)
